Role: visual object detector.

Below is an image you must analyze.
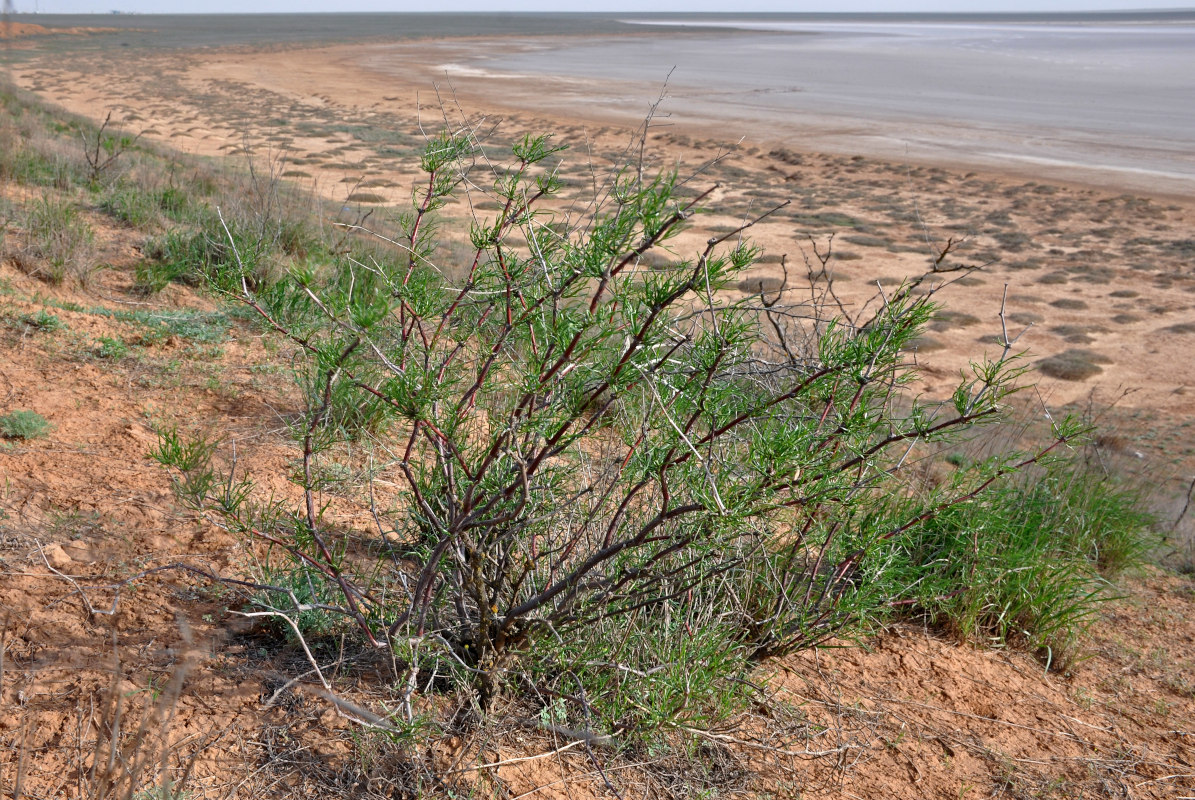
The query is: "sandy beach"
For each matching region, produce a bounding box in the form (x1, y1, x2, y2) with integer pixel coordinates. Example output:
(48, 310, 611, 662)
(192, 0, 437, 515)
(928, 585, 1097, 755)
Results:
(10, 21, 1195, 423)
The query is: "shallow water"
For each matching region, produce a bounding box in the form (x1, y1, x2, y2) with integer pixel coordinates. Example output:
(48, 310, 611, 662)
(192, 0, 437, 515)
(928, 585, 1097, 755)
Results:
(476, 16, 1195, 193)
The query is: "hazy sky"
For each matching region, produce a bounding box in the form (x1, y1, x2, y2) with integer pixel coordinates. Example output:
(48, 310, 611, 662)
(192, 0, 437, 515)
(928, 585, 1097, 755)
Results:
(18, 1, 1195, 14)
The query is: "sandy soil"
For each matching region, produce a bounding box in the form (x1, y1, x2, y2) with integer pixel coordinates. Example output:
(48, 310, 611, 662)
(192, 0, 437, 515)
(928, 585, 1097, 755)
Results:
(2, 29, 1195, 799)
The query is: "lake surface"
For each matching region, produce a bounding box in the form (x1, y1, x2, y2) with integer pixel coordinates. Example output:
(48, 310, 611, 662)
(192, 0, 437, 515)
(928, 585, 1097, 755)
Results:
(471, 15, 1195, 193)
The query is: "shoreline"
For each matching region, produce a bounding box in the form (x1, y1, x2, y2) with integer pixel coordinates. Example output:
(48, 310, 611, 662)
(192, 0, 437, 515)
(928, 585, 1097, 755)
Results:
(8, 14, 1194, 198)
(310, 36, 1195, 201)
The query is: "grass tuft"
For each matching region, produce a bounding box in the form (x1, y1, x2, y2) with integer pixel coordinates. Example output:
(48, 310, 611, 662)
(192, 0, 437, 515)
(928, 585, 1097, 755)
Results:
(882, 457, 1155, 668)
(13, 196, 96, 284)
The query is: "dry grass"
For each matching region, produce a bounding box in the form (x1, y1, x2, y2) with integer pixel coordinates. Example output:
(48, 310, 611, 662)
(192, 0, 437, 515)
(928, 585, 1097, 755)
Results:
(1112, 313, 1143, 324)
(929, 309, 982, 331)
(345, 192, 387, 204)
(7, 196, 96, 285)
(901, 335, 946, 353)
(1163, 322, 1195, 334)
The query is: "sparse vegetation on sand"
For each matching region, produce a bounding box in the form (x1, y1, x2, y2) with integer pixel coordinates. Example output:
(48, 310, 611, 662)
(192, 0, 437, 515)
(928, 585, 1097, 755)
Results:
(0, 73, 1190, 799)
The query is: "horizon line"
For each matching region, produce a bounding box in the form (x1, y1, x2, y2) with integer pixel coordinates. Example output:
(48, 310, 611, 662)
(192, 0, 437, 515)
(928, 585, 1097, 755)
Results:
(11, 7, 1195, 15)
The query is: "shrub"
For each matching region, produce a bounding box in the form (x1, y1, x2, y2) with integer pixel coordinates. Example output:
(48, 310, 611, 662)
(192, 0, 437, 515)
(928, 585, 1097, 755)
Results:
(160, 126, 1079, 741)
(0, 410, 51, 440)
(80, 111, 140, 185)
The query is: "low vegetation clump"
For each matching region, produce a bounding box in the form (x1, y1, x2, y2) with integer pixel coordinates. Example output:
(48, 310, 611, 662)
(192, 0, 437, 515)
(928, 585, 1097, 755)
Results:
(0, 75, 1165, 786)
(879, 454, 1154, 667)
(0, 409, 51, 440)
(929, 309, 982, 330)
(12, 195, 96, 284)
(17, 309, 64, 332)
(1038, 348, 1109, 381)
(145, 123, 1148, 752)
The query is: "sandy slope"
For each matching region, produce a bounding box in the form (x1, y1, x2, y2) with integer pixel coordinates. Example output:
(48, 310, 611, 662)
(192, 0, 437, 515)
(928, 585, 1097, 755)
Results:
(2, 28, 1194, 799)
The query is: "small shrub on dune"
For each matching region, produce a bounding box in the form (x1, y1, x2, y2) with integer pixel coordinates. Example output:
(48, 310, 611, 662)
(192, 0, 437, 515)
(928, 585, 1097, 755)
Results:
(155, 124, 1102, 745)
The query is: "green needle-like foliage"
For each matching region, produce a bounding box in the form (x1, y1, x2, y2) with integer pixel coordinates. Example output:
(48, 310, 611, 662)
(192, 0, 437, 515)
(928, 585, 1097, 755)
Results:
(170, 123, 1092, 742)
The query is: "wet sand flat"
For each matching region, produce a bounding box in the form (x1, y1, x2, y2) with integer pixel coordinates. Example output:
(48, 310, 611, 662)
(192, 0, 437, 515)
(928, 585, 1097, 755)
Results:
(398, 17, 1195, 196)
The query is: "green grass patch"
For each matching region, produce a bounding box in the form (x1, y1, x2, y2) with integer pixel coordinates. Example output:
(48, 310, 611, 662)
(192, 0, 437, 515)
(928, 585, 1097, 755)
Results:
(0, 410, 51, 440)
(100, 183, 161, 228)
(94, 336, 130, 360)
(882, 459, 1154, 667)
